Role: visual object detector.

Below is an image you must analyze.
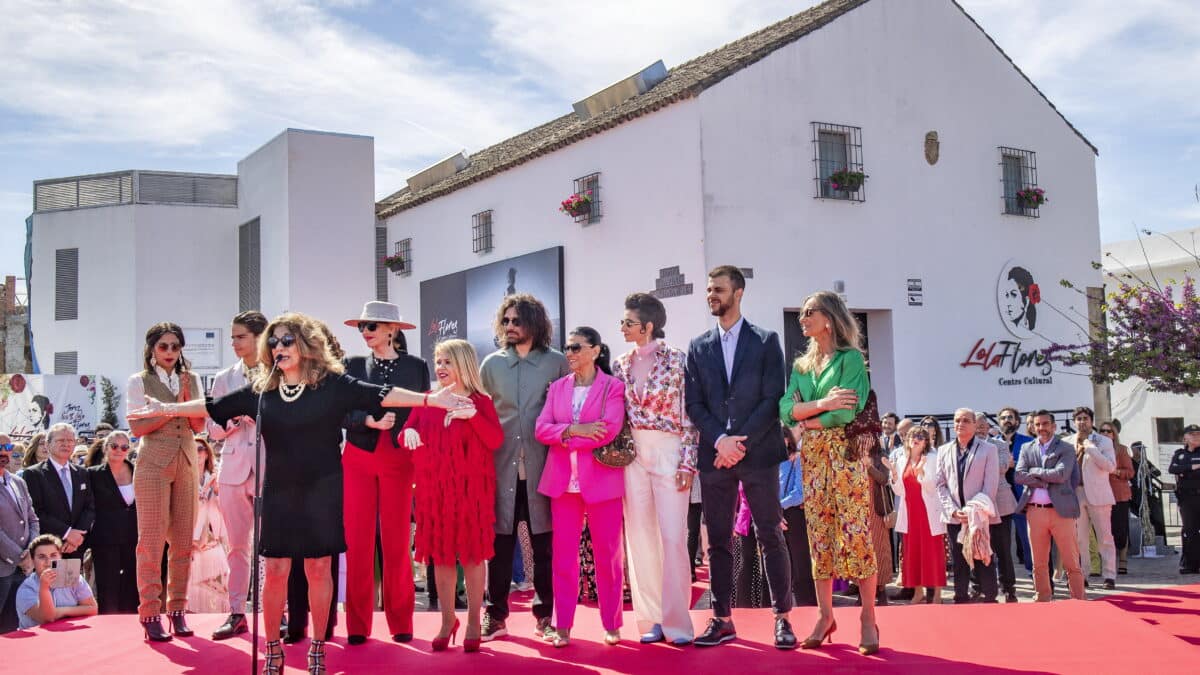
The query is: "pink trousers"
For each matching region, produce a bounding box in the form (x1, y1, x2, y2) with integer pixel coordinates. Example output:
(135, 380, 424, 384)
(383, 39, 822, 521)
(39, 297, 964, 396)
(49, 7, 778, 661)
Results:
(550, 493, 624, 631)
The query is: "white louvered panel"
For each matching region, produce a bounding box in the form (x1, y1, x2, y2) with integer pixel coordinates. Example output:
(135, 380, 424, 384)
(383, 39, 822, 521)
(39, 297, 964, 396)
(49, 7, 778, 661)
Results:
(139, 173, 237, 206)
(54, 351, 79, 375)
(375, 226, 388, 301)
(54, 248, 79, 321)
(35, 181, 78, 211)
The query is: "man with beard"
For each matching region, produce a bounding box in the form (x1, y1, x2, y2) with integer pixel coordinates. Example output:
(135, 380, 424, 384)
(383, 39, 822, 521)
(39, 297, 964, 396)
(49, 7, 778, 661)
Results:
(1, 434, 39, 633)
(998, 407, 1034, 574)
(478, 294, 568, 641)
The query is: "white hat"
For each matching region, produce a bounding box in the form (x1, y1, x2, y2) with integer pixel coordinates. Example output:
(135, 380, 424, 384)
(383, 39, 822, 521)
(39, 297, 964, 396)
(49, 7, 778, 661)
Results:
(344, 301, 416, 329)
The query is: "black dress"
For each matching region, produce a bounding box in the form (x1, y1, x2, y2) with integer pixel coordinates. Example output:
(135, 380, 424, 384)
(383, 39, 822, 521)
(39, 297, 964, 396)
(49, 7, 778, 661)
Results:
(206, 373, 389, 558)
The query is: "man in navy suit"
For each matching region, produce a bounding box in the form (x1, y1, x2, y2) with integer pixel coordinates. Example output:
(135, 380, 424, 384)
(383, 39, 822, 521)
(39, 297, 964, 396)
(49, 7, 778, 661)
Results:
(685, 265, 794, 649)
(23, 424, 94, 562)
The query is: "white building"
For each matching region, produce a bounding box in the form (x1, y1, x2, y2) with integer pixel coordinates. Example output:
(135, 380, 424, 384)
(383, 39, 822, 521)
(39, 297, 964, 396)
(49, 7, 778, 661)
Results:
(26, 129, 376, 393)
(1104, 226, 1200, 471)
(378, 0, 1103, 420)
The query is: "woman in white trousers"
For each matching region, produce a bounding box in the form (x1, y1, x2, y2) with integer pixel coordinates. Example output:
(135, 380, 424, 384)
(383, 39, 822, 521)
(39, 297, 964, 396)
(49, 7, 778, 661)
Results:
(612, 293, 698, 645)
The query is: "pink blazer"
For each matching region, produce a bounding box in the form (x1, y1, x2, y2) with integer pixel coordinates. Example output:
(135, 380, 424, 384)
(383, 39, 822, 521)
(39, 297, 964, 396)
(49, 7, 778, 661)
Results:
(535, 370, 627, 504)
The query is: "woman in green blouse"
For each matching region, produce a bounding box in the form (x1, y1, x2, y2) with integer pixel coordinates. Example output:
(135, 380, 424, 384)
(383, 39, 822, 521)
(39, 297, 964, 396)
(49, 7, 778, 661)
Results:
(779, 291, 879, 655)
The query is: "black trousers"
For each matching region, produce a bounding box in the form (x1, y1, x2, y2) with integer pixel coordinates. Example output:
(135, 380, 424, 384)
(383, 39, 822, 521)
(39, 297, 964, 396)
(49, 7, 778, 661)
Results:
(92, 543, 139, 614)
(287, 555, 339, 640)
(1111, 501, 1131, 555)
(947, 523, 997, 602)
(486, 480, 553, 621)
(1180, 496, 1200, 572)
(991, 516, 1015, 595)
(0, 569, 24, 634)
(687, 502, 704, 570)
(783, 506, 817, 606)
(700, 462, 792, 616)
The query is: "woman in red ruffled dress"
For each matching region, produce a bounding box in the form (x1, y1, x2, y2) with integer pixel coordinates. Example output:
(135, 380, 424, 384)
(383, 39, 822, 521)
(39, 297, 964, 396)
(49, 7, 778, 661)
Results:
(402, 339, 503, 652)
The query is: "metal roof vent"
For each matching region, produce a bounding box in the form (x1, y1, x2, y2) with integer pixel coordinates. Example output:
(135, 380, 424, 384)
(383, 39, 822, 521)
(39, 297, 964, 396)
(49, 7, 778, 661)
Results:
(406, 152, 469, 192)
(572, 60, 668, 121)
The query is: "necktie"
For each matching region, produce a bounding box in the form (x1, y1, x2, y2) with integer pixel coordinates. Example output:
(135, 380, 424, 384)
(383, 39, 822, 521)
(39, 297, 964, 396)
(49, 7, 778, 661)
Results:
(60, 467, 74, 510)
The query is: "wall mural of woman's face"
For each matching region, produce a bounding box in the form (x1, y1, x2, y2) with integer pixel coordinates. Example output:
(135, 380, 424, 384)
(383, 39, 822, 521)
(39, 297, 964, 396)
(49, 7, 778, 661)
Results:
(999, 278, 1027, 325)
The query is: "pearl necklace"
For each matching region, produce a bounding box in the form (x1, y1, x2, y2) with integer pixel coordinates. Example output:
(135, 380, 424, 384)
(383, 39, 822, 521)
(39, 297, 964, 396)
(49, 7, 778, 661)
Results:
(279, 381, 306, 403)
(371, 354, 398, 380)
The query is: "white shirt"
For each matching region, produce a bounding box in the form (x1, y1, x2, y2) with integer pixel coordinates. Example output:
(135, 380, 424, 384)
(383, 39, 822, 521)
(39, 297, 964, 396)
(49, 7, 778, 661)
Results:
(567, 385, 591, 494)
(717, 317, 744, 383)
(1030, 440, 1054, 505)
(125, 366, 181, 418)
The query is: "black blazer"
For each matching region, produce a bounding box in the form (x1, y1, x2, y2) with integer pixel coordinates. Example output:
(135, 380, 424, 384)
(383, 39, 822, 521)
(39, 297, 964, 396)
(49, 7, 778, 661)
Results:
(343, 354, 431, 451)
(685, 319, 788, 473)
(86, 462, 138, 547)
(24, 460, 97, 546)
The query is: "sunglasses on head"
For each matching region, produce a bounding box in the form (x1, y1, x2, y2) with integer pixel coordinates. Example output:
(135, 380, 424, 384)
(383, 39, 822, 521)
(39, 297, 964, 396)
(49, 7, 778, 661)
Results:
(155, 342, 182, 353)
(109, 444, 130, 451)
(358, 322, 379, 333)
(267, 334, 297, 349)
(921, 421, 938, 428)
(564, 343, 592, 353)
(500, 317, 522, 327)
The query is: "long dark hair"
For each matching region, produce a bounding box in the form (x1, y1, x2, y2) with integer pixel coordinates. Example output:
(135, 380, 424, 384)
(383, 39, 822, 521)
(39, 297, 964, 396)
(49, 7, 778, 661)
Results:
(142, 322, 191, 374)
(494, 294, 553, 351)
(570, 326, 611, 375)
(1008, 266, 1037, 329)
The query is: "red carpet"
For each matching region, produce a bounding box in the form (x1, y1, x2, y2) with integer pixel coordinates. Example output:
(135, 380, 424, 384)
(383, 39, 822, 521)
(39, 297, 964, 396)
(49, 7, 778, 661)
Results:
(1101, 582, 1200, 646)
(5, 590, 1198, 674)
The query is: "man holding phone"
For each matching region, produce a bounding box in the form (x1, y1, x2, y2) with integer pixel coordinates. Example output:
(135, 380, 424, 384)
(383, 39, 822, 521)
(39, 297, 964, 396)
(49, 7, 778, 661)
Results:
(14, 534, 96, 629)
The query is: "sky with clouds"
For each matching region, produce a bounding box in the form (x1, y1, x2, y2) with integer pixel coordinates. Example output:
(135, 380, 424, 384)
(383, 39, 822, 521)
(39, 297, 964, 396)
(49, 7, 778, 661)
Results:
(2, 0, 1198, 279)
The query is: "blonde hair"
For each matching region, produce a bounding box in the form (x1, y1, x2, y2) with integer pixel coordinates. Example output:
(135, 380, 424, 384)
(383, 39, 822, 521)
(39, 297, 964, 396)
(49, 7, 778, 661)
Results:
(793, 291, 864, 374)
(253, 312, 345, 393)
(433, 339, 487, 397)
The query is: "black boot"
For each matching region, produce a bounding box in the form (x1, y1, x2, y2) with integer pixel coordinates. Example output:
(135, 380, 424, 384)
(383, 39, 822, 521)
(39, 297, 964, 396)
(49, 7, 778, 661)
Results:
(168, 610, 194, 637)
(212, 613, 248, 640)
(142, 615, 173, 642)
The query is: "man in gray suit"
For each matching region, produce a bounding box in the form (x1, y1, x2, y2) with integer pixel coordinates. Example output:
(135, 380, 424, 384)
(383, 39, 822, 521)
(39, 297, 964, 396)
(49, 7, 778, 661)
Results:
(1015, 410, 1085, 601)
(935, 409, 1000, 603)
(479, 294, 569, 641)
(1, 433, 40, 633)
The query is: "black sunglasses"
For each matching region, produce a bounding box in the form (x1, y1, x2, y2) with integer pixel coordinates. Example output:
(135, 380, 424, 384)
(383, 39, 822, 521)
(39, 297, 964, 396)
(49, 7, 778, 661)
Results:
(109, 444, 130, 451)
(801, 308, 823, 318)
(618, 319, 642, 328)
(501, 317, 522, 327)
(358, 322, 379, 333)
(267, 334, 297, 349)
(564, 343, 593, 353)
(1099, 428, 1114, 434)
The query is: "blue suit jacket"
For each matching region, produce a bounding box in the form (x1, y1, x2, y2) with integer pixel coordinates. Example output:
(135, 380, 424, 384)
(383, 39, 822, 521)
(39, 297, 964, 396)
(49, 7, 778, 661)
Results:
(685, 319, 787, 473)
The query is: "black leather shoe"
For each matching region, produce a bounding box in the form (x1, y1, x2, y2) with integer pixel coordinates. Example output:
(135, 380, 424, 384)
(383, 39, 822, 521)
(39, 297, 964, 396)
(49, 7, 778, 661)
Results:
(142, 616, 173, 642)
(1103, 578, 1116, 590)
(347, 634, 367, 646)
(167, 610, 194, 637)
(212, 613, 248, 640)
(1005, 591, 1019, 603)
(694, 618, 736, 647)
(774, 617, 797, 650)
(283, 630, 307, 644)
(392, 633, 413, 643)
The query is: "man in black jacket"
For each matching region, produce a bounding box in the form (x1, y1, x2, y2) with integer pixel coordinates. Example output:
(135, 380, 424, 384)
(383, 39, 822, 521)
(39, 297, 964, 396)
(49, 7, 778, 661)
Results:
(1169, 425, 1200, 574)
(686, 266, 794, 649)
(24, 423, 95, 561)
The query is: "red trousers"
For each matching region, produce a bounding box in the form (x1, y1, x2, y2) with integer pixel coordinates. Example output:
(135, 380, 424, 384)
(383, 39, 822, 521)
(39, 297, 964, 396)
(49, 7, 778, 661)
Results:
(343, 437, 415, 636)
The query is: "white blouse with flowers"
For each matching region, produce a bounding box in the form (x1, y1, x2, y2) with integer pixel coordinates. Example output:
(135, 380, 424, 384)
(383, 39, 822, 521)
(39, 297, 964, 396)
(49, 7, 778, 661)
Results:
(611, 340, 698, 473)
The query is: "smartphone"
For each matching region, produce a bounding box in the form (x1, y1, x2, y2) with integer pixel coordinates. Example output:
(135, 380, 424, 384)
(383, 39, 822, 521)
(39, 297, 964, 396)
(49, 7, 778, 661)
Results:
(50, 558, 81, 589)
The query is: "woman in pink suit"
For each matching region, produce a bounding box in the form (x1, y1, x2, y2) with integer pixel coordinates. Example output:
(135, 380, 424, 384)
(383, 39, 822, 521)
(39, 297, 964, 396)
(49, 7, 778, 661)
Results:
(536, 326, 627, 648)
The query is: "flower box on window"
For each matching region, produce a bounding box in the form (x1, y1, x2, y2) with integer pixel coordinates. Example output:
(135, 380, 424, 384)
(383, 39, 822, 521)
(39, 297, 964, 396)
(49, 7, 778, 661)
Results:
(559, 191, 593, 219)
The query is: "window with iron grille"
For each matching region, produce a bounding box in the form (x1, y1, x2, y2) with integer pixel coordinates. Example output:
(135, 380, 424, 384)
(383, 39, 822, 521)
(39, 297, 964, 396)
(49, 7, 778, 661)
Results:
(999, 147, 1039, 217)
(573, 173, 601, 224)
(238, 219, 261, 312)
(812, 122, 865, 201)
(54, 351, 78, 375)
(374, 225, 388, 300)
(394, 238, 412, 277)
(54, 248, 79, 321)
(473, 210, 494, 253)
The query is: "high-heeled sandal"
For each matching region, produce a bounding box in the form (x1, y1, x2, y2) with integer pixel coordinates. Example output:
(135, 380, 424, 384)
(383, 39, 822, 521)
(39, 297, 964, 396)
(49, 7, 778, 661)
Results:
(167, 610, 194, 637)
(431, 618, 460, 652)
(552, 629, 571, 648)
(262, 640, 284, 675)
(800, 618, 837, 649)
(307, 638, 327, 674)
(603, 630, 620, 646)
(858, 624, 880, 656)
(141, 615, 172, 642)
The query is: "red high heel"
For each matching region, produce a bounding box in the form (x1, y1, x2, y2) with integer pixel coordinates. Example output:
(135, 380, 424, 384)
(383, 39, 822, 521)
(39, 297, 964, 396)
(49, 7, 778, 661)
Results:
(432, 619, 460, 652)
(463, 635, 481, 653)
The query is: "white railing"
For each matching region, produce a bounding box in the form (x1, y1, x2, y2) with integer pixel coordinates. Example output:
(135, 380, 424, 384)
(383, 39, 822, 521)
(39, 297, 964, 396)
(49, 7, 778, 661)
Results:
(33, 170, 237, 212)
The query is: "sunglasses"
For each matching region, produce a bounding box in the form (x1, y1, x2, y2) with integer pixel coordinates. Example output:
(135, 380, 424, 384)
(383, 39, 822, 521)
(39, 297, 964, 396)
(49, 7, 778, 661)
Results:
(999, 414, 1017, 420)
(500, 317, 522, 327)
(564, 343, 593, 353)
(801, 308, 823, 318)
(109, 444, 130, 451)
(921, 421, 938, 428)
(0, 443, 13, 451)
(358, 322, 379, 333)
(1099, 428, 1114, 434)
(155, 342, 182, 353)
(910, 432, 929, 441)
(618, 319, 642, 328)
(267, 334, 297, 349)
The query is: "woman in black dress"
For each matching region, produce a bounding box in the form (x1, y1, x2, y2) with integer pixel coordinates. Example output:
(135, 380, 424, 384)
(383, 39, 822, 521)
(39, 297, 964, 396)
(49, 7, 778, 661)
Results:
(87, 430, 140, 614)
(128, 312, 472, 675)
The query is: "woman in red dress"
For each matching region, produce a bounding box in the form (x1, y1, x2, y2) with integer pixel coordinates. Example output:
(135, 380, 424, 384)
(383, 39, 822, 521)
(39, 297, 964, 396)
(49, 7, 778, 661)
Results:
(402, 339, 504, 652)
(890, 426, 947, 603)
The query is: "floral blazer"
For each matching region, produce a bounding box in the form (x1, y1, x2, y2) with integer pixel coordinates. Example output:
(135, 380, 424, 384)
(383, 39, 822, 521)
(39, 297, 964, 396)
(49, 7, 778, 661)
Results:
(611, 340, 699, 473)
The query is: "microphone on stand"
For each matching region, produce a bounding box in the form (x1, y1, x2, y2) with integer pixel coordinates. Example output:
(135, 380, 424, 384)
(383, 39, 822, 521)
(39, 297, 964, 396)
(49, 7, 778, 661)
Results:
(250, 354, 280, 675)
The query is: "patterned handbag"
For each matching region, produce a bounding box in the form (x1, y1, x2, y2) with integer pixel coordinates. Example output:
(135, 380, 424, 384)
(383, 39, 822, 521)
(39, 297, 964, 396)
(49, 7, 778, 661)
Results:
(591, 380, 636, 468)
(842, 388, 881, 462)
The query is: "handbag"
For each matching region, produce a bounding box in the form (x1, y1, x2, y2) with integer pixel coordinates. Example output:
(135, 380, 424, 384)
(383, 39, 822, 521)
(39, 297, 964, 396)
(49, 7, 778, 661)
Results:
(591, 379, 637, 468)
(879, 478, 898, 528)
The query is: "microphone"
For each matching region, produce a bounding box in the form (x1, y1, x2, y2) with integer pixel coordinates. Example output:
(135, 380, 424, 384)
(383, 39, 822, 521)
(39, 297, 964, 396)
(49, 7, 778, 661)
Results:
(274, 353, 284, 363)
